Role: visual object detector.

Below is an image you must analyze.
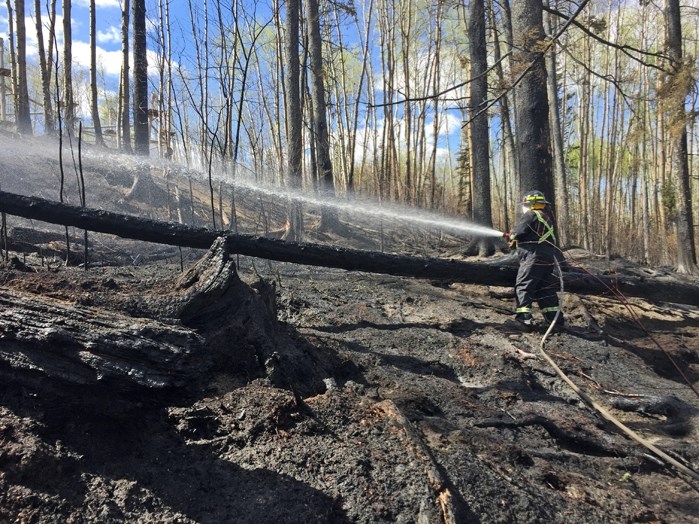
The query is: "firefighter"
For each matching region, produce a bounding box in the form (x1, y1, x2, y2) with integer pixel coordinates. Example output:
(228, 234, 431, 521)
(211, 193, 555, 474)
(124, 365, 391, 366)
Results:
(507, 190, 564, 330)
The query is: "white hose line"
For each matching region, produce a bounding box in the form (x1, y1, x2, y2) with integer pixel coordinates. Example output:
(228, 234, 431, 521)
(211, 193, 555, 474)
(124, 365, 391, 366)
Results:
(538, 258, 699, 482)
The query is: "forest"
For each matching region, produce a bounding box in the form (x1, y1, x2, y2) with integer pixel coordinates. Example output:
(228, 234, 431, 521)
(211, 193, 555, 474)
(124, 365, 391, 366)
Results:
(2, 1, 699, 522)
(1, 0, 698, 272)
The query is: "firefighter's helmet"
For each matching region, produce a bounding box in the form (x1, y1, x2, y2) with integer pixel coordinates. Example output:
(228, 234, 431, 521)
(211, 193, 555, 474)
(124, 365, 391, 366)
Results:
(521, 190, 550, 208)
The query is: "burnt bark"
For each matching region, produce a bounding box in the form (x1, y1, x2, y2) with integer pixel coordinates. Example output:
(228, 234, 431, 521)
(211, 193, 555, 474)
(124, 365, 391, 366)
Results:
(466, 0, 494, 257)
(284, 0, 304, 242)
(0, 237, 346, 396)
(1, 190, 698, 306)
(132, 0, 149, 156)
(511, 0, 554, 202)
(0, 287, 205, 389)
(665, 0, 698, 274)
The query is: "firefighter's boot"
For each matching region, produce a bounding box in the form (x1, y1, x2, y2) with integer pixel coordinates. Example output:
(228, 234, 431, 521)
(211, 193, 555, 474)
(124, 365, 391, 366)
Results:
(543, 310, 565, 331)
(515, 312, 533, 328)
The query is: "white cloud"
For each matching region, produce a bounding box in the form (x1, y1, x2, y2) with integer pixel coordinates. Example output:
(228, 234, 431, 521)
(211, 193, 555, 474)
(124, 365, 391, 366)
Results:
(351, 109, 462, 164)
(97, 25, 121, 45)
(74, 0, 122, 9)
(72, 40, 123, 76)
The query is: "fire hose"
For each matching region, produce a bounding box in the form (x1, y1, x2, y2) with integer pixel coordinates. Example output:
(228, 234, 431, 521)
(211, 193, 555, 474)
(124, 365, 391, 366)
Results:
(536, 256, 699, 483)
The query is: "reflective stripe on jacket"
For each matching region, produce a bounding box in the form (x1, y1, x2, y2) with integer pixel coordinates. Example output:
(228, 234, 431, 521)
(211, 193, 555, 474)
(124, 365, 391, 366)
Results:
(512, 209, 556, 248)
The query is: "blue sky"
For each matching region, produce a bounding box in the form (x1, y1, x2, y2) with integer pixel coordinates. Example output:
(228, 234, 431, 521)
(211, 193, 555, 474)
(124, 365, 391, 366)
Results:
(2, 0, 151, 78)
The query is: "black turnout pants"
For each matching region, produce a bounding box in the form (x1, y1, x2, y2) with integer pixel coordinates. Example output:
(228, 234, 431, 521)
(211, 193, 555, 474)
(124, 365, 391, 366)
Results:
(515, 249, 560, 320)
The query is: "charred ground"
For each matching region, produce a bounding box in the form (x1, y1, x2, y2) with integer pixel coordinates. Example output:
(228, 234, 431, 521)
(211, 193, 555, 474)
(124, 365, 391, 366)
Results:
(1, 135, 698, 523)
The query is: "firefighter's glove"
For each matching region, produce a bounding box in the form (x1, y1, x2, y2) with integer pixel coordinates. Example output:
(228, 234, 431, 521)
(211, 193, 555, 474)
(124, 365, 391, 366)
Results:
(508, 237, 517, 250)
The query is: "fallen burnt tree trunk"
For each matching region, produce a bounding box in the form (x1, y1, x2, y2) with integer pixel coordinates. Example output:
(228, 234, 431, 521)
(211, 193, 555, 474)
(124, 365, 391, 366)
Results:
(2, 190, 698, 306)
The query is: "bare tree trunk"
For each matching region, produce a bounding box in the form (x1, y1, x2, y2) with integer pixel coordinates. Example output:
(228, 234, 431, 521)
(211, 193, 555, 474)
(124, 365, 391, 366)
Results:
(120, 0, 132, 153)
(165, 0, 174, 161)
(641, 106, 651, 264)
(378, 0, 397, 202)
(283, 0, 304, 241)
(399, 0, 412, 204)
(90, 0, 104, 146)
(347, 1, 373, 194)
(456, 106, 472, 219)
(14, 0, 32, 135)
(665, 0, 698, 274)
(578, 47, 591, 250)
(34, 0, 55, 134)
(544, 8, 569, 247)
(429, 0, 443, 210)
(489, 0, 517, 226)
(511, 0, 554, 205)
(5, 1, 17, 124)
(466, 0, 494, 257)
(133, 0, 149, 156)
(62, 0, 74, 137)
(0, 37, 5, 121)
(305, 0, 337, 231)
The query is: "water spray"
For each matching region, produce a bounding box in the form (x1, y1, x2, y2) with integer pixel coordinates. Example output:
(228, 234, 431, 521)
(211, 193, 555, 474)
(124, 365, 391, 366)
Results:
(70, 147, 506, 239)
(221, 175, 505, 239)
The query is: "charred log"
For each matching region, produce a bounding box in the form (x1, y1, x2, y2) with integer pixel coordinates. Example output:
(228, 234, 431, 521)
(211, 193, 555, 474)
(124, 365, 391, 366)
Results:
(4, 225, 88, 264)
(0, 287, 206, 389)
(0, 238, 348, 395)
(1, 190, 699, 306)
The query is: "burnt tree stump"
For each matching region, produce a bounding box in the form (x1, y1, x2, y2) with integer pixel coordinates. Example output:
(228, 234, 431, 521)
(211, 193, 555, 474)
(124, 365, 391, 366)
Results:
(0, 287, 205, 389)
(0, 238, 345, 396)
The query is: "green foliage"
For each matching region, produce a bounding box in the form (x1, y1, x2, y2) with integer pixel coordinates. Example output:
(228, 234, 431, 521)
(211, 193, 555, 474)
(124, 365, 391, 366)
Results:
(662, 180, 676, 219)
(586, 15, 607, 35)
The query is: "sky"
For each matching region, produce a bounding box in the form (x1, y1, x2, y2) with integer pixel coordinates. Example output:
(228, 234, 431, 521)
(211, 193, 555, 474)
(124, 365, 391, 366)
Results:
(0, 0, 165, 78)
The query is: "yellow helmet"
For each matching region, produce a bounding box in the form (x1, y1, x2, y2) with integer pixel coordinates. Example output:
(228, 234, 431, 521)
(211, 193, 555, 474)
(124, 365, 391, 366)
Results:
(521, 190, 550, 209)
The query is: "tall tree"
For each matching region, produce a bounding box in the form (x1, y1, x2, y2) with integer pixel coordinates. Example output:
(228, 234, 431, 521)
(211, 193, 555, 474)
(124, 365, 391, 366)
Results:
(34, 0, 56, 135)
(665, 0, 698, 273)
(544, 7, 569, 247)
(90, 0, 104, 145)
(132, 0, 149, 155)
(14, 0, 32, 134)
(305, 0, 337, 231)
(62, 0, 75, 136)
(0, 37, 6, 121)
(511, 0, 554, 206)
(488, 0, 517, 230)
(5, 1, 18, 123)
(119, 0, 132, 153)
(466, 0, 494, 256)
(283, 0, 304, 241)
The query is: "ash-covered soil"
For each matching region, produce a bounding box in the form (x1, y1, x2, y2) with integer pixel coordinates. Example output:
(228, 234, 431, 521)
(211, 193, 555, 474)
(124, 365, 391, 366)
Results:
(1, 252, 698, 523)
